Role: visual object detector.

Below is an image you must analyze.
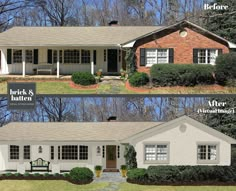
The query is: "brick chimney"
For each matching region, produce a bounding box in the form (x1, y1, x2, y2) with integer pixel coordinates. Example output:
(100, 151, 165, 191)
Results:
(108, 20, 118, 26)
(107, 116, 117, 122)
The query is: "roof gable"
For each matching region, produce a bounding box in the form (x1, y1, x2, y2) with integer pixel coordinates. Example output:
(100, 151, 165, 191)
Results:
(121, 115, 236, 144)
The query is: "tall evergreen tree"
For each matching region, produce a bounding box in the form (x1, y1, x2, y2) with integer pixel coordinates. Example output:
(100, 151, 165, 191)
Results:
(203, 0, 236, 43)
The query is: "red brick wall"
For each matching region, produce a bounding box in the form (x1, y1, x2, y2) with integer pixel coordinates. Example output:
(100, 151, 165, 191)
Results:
(135, 27, 229, 73)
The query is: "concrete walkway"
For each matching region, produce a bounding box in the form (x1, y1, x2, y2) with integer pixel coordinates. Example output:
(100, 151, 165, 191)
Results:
(94, 172, 126, 191)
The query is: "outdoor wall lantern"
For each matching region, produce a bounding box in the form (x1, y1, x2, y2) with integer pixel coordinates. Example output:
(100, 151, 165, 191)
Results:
(97, 146, 101, 155)
(38, 146, 43, 153)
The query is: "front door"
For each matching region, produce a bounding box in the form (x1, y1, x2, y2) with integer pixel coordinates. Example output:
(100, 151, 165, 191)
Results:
(106, 145, 117, 168)
(107, 49, 118, 72)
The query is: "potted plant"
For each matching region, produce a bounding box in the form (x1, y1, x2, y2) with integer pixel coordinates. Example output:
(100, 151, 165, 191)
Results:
(120, 165, 127, 177)
(94, 165, 102, 178)
(96, 69, 103, 77)
(120, 68, 126, 78)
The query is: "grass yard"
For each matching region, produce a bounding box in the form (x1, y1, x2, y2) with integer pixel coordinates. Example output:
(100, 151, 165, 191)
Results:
(0, 181, 235, 191)
(0, 81, 235, 94)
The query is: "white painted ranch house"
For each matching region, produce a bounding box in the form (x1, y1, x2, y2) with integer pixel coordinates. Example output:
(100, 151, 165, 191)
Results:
(0, 116, 235, 174)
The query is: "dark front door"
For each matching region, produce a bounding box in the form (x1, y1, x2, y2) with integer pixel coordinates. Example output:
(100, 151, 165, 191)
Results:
(106, 145, 117, 168)
(108, 49, 118, 72)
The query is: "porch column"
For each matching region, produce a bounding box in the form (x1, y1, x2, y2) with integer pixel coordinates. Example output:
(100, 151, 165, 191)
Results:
(91, 50, 94, 75)
(22, 49, 26, 77)
(57, 50, 60, 78)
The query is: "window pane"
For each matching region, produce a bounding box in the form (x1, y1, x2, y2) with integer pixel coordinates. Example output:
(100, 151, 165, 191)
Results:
(207, 49, 216, 64)
(24, 145, 30, 160)
(81, 50, 90, 64)
(13, 49, 22, 63)
(79, 145, 88, 160)
(145, 145, 156, 161)
(62, 145, 78, 160)
(198, 49, 206, 64)
(157, 145, 167, 161)
(146, 49, 157, 65)
(26, 50, 33, 63)
(208, 145, 217, 160)
(10, 145, 19, 160)
(157, 49, 168, 63)
(197, 145, 206, 160)
(64, 50, 80, 63)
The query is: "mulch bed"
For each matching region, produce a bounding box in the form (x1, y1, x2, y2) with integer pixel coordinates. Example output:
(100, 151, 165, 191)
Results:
(0, 175, 92, 185)
(125, 81, 151, 93)
(69, 81, 98, 90)
(127, 179, 236, 186)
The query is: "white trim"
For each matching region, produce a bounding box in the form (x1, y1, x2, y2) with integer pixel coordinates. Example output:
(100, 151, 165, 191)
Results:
(122, 41, 136, 48)
(22, 49, 25, 77)
(56, 49, 60, 78)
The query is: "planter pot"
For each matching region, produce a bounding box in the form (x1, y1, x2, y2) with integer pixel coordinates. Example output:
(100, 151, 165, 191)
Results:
(96, 72, 102, 77)
(121, 170, 127, 177)
(95, 170, 102, 178)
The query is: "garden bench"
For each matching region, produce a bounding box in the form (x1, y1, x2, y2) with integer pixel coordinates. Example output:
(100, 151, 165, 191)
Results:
(30, 158, 50, 172)
(36, 64, 54, 74)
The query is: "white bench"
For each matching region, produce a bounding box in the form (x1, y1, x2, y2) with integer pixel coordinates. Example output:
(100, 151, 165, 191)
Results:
(37, 64, 54, 75)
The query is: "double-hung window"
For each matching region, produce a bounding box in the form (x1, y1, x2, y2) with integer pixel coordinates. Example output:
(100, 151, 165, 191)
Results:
(81, 49, 90, 64)
(79, 145, 88, 160)
(62, 145, 78, 160)
(144, 143, 169, 163)
(196, 49, 218, 65)
(146, 49, 168, 66)
(64, 50, 80, 64)
(25, 50, 33, 63)
(10, 145, 19, 160)
(197, 144, 218, 163)
(53, 50, 63, 64)
(23, 145, 30, 160)
(13, 49, 22, 63)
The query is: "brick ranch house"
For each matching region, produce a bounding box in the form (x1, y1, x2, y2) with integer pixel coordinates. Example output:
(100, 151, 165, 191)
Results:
(0, 115, 235, 174)
(0, 20, 235, 77)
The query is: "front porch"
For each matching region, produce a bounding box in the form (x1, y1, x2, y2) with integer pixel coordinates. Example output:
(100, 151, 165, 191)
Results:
(0, 47, 125, 78)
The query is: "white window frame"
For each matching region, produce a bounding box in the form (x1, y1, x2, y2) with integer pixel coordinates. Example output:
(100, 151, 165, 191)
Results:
(25, 49, 33, 64)
(9, 145, 19, 160)
(64, 49, 80, 64)
(61, 145, 78, 160)
(197, 142, 219, 164)
(144, 142, 169, 164)
(145, 48, 169, 67)
(13, 49, 22, 63)
(52, 50, 63, 64)
(197, 49, 218, 65)
(79, 145, 88, 160)
(81, 49, 91, 64)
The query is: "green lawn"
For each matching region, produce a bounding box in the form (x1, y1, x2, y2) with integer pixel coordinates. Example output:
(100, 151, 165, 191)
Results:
(0, 181, 235, 191)
(0, 81, 235, 94)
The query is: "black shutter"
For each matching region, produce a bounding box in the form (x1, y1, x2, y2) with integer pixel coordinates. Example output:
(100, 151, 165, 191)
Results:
(168, 48, 174, 63)
(93, 50, 96, 65)
(47, 49, 52, 64)
(140, 48, 146, 66)
(193, 49, 198, 64)
(7, 49, 12, 64)
(33, 49, 38, 64)
(218, 49, 223, 55)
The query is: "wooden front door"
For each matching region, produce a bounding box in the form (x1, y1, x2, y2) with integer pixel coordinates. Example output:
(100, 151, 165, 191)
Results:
(107, 49, 118, 72)
(106, 145, 117, 168)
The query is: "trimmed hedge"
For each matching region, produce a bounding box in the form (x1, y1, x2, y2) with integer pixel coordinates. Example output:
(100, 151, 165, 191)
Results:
(129, 72, 149, 87)
(215, 52, 236, 86)
(71, 72, 96, 86)
(150, 64, 215, 87)
(69, 167, 93, 182)
(127, 166, 236, 184)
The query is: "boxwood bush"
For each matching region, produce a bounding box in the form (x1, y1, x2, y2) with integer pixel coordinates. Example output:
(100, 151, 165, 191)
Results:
(215, 52, 236, 86)
(71, 72, 96, 86)
(69, 167, 93, 182)
(127, 166, 236, 184)
(127, 168, 147, 181)
(129, 72, 149, 87)
(150, 64, 215, 87)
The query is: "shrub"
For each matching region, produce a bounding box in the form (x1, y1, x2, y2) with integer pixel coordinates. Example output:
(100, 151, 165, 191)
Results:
(150, 64, 215, 87)
(129, 72, 149, 87)
(69, 167, 93, 182)
(43, 173, 50, 177)
(53, 173, 60, 177)
(14, 173, 22, 177)
(127, 168, 147, 181)
(215, 52, 236, 85)
(33, 173, 41, 177)
(94, 165, 102, 171)
(23, 172, 30, 177)
(71, 72, 96, 86)
(120, 165, 127, 170)
(5, 173, 13, 177)
(124, 144, 137, 170)
(63, 173, 70, 178)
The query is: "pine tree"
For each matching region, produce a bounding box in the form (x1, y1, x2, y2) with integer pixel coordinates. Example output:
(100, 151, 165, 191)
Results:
(203, 0, 236, 43)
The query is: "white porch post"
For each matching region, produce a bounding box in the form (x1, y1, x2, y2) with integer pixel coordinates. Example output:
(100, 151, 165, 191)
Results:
(91, 50, 94, 75)
(57, 50, 60, 78)
(22, 49, 26, 77)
